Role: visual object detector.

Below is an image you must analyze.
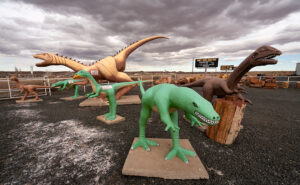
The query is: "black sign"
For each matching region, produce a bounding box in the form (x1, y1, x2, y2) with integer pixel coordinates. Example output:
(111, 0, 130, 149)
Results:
(195, 58, 218, 68)
(221, 65, 235, 70)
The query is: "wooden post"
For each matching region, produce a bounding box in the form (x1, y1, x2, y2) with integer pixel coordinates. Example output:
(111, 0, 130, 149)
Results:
(206, 95, 246, 145)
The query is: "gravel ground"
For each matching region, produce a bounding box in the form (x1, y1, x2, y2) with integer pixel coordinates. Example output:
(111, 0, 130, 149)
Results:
(0, 86, 299, 185)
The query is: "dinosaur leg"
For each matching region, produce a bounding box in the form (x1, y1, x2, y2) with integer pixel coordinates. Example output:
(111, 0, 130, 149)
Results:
(85, 92, 95, 97)
(220, 81, 234, 94)
(30, 90, 39, 100)
(114, 72, 134, 100)
(165, 111, 195, 164)
(237, 93, 252, 104)
(185, 112, 206, 127)
(202, 86, 214, 103)
(115, 85, 136, 100)
(21, 91, 29, 101)
(104, 91, 117, 120)
(131, 106, 158, 151)
(71, 85, 79, 98)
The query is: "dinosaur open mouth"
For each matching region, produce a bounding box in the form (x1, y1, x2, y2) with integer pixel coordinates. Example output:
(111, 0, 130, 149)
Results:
(257, 53, 280, 64)
(35, 61, 48, 67)
(33, 54, 50, 67)
(194, 111, 219, 125)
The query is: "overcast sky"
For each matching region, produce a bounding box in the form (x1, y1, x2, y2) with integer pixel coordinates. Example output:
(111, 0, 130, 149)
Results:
(0, 0, 300, 72)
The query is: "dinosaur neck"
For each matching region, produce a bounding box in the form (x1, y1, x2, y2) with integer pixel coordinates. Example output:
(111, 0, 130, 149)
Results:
(113, 36, 167, 72)
(170, 87, 191, 109)
(50, 54, 86, 72)
(85, 73, 99, 88)
(13, 79, 23, 88)
(227, 57, 253, 89)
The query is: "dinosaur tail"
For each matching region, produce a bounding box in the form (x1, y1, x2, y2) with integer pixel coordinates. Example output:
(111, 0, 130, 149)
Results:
(114, 80, 147, 90)
(34, 85, 51, 88)
(113, 36, 168, 72)
(138, 78, 145, 97)
(181, 79, 206, 87)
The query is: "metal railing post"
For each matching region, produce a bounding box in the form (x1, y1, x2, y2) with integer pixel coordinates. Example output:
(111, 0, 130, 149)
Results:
(47, 77, 51, 96)
(7, 77, 12, 98)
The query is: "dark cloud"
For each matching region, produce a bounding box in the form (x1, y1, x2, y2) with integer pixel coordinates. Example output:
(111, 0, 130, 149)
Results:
(1, 0, 300, 71)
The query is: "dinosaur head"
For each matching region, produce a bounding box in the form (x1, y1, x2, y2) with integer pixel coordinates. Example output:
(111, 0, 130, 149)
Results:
(33, 53, 54, 67)
(9, 76, 18, 82)
(182, 88, 220, 126)
(248, 45, 282, 66)
(73, 70, 91, 79)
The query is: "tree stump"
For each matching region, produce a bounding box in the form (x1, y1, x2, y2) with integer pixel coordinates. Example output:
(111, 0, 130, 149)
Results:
(206, 95, 246, 145)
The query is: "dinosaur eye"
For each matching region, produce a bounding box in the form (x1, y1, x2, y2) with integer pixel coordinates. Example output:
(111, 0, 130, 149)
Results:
(193, 102, 198, 108)
(252, 52, 258, 58)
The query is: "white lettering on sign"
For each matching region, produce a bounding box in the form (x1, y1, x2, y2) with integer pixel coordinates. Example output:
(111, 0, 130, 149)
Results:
(90, 70, 99, 76)
(102, 85, 113, 90)
(68, 80, 74, 84)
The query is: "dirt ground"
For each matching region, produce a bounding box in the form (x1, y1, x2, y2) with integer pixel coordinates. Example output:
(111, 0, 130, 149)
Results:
(0, 86, 299, 185)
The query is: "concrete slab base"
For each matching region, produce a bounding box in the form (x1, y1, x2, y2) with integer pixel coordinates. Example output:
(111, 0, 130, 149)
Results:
(16, 99, 43, 103)
(60, 96, 85, 101)
(122, 137, 209, 179)
(79, 95, 141, 107)
(96, 114, 125, 124)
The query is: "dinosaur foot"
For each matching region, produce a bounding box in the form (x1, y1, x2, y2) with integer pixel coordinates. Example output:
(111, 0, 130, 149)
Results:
(165, 146, 195, 164)
(131, 137, 158, 151)
(104, 113, 116, 120)
(71, 95, 79, 98)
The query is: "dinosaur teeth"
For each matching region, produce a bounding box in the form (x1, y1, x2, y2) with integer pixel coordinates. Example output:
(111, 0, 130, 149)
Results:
(194, 111, 219, 125)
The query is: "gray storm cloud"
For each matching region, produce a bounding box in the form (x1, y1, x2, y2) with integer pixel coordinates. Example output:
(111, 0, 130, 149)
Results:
(1, 0, 300, 70)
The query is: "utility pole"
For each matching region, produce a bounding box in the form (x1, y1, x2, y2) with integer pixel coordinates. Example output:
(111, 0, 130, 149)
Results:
(204, 60, 208, 76)
(192, 57, 194, 73)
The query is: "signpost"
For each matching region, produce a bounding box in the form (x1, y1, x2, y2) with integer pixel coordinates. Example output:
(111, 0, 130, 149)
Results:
(194, 58, 218, 75)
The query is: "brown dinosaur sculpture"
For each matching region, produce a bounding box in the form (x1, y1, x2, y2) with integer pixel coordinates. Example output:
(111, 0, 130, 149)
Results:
(10, 76, 50, 101)
(182, 46, 282, 104)
(33, 36, 167, 99)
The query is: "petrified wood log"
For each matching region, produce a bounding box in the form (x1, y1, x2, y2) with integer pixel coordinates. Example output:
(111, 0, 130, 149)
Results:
(206, 95, 246, 145)
(296, 82, 300, 88)
(281, 82, 289, 88)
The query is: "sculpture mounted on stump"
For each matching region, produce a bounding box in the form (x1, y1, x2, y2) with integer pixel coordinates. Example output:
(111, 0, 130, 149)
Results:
(182, 45, 282, 104)
(33, 36, 167, 100)
(183, 46, 281, 143)
(131, 79, 220, 163)
(10, 76, 50, 101)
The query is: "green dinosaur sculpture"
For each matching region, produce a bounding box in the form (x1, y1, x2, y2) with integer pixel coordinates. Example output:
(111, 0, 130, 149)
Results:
(132, 79, 220, 163)
(73, 70, 147, 120)
(51, 79, 84, 98)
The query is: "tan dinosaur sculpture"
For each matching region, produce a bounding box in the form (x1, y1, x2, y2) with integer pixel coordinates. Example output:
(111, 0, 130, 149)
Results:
(33, 36, 167, 99)
(9, 76, 50, 101)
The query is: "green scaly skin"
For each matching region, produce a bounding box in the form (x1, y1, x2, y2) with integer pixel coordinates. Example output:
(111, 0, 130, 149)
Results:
(74, 70, 147, 120)
(132, 79, 221, 164)
(51, 79, 83, 98)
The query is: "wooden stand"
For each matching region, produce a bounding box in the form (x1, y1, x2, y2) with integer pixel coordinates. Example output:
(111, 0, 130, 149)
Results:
(206, 95, 246, 145)
(96, 115, 125, 124)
